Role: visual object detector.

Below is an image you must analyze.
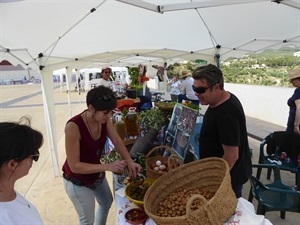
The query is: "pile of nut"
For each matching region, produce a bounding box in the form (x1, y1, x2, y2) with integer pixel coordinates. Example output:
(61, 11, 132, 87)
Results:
(156, 188, 215, 217)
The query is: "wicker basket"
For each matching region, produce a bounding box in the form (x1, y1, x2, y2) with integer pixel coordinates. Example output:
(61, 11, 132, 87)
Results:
(144, 157, 237, 225)
(145, 145, 182, 179)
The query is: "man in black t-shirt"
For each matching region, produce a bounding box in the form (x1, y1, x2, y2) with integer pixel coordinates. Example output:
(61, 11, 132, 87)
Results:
(192, 64, 252, 198)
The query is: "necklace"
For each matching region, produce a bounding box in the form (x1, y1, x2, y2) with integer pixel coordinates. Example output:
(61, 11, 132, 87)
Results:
(85, 111, 98, 140)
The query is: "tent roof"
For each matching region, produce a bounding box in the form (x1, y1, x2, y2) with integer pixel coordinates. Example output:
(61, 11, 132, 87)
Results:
(1, 0, 299, 176)
(1, 0, 299, 71)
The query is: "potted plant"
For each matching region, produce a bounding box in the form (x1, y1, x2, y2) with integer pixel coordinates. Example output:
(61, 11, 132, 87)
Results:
(127, 67, 150, 98)
(129, 108, 167, 160)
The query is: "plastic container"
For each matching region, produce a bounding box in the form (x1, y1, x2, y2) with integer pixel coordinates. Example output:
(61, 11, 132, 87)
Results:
(124, 107, 139, 137)
(114, 115, 126, 140)
(112, 108, 122, 125)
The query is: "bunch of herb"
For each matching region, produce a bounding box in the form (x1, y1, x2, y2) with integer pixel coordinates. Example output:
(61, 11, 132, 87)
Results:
(138, 108, 165, 131)
(186, 103, 200, 111)
(134, 152, 146, 176)
(100, 150, 122, 164)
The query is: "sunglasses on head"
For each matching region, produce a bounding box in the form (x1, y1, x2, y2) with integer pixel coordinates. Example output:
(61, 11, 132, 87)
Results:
(98, 94, 116, 101)
(192, 85, 213, 94)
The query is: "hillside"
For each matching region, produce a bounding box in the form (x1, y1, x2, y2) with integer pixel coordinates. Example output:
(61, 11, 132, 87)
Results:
(220, 46, 300, 87)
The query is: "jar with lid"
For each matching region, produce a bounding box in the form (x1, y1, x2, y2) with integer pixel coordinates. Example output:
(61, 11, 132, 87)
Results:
(124, 107, 139, 137)
(112, 108, 122, 126)
(114, 115, 126, 140)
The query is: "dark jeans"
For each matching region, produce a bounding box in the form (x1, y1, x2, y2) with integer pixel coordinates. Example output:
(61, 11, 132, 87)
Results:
(177, 94, 199, 105)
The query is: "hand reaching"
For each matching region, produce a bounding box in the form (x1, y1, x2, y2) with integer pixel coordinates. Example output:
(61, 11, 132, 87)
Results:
(109, 160, 128, 174)
(127, 161, 142, 179)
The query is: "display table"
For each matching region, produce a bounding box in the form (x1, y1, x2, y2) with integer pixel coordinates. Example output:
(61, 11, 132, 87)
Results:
(117, 98, 140, 109)
(113, 175, 273, 225)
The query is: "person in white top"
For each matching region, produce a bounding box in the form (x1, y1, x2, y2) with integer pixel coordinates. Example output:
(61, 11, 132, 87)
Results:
(167, 74, 182, 102)
(0, 116, 44, 225)
(178, 70, 199, 105)
(97, 67, 112, 88)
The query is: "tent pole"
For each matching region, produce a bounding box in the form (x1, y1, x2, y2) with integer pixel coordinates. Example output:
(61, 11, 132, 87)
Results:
(66, 67, 73, 118)
(39, 69, 60, 177)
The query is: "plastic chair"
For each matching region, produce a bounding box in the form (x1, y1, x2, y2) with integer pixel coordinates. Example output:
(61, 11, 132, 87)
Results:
(257, 131, 300, 188)
(151, 92, 164, 102)
(249, 164, 300, 219)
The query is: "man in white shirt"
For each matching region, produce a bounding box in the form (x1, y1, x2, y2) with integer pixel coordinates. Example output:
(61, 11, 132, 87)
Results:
(97, 67, 112, 88)
(178, 70, 199, 105)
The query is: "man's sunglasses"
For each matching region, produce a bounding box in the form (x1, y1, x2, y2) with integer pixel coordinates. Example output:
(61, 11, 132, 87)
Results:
(192, 85, 213, 94)
(104, 71, 111, 74)
(98, 94, 116, 101)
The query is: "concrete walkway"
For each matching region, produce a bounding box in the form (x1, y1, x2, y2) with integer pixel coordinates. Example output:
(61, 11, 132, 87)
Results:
(0, 84, 299, 225)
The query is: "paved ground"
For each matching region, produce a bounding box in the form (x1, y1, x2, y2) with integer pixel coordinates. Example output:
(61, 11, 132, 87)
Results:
(0, 84, 299, 225)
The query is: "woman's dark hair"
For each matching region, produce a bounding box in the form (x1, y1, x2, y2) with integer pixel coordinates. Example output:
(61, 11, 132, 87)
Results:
(192, 64, 224, 89)
(86, 85, 117, 111)
(0, 116, 43, 166)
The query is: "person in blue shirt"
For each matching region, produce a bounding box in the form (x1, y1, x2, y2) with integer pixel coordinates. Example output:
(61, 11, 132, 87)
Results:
(287, 68, 300, 134)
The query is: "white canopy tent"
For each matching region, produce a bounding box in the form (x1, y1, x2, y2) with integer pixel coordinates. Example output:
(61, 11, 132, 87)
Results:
(1, 0, 299, 176)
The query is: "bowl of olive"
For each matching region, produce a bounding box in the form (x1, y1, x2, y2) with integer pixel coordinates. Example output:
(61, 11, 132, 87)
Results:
(125, 178, 155, 208)
(125, 208, 147, 225)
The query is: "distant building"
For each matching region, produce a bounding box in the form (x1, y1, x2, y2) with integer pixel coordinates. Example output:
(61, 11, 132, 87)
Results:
(0, 60, 41, 85)
(294, 51, 300, 57)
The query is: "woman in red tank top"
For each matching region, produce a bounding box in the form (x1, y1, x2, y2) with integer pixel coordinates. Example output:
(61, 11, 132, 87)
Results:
(62, 86, 142, 225)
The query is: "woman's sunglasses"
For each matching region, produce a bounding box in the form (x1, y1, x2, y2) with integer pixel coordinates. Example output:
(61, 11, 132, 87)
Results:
(192, 85, 212, 94)
(30, 153, 40, 162)
(15, 152, 40, 162)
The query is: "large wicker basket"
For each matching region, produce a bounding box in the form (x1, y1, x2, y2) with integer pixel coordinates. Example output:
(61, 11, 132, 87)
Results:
(145, 145, 182, 179)
(144, 157, 237, 225)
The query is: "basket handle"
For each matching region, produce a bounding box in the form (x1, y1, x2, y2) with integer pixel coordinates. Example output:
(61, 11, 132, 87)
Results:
(186, 194, 207, 219)
(167, 154, 183, 171)
(146, 145, 174, 159)
(186, 194, 220, 224)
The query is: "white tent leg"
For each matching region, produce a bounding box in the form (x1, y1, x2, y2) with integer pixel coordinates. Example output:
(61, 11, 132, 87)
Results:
(59, 73, 64, 93)
(40, 70, 60, 177)
(74, 69, 81, 95)
(66, 67, 73, 118)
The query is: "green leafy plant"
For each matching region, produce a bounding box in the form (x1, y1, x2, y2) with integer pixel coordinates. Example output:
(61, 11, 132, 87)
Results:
(186, 103, 200, 111)
(138, 108, 165, 131)
(128, 67, 139, 87)
(122, 108, 129, 117)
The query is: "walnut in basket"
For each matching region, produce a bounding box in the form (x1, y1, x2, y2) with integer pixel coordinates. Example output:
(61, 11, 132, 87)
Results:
(156, 188, 215, 217)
